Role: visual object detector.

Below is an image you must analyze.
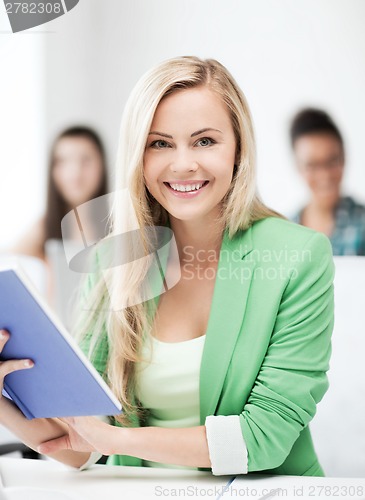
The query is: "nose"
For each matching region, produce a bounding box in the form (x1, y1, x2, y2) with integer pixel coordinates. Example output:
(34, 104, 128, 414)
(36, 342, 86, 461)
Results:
(62, 161, 84, 187)
(170, 149, 199, 174)
(314, 167, 335, 183)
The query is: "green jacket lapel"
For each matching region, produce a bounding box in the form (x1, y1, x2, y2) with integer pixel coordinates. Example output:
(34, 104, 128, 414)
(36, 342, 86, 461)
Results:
(199, 225, 256, 422)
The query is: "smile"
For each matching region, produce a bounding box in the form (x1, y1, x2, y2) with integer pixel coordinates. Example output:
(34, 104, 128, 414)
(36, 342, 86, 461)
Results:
(163, 180, 209, 197)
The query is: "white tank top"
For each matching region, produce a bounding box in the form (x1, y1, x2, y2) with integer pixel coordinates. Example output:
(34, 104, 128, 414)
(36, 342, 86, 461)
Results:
(135, 333, 206, 470)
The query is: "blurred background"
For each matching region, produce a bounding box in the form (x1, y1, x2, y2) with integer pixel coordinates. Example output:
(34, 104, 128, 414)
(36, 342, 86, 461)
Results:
(0, 0, 364, 479)
(1, 0, 365, 247)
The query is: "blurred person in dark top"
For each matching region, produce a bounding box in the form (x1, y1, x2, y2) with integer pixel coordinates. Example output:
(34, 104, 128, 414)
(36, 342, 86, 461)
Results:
(289, 108, 365, 255)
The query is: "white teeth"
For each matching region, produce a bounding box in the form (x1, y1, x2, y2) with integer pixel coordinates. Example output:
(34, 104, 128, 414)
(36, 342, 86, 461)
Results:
(169, 182, 205, 192)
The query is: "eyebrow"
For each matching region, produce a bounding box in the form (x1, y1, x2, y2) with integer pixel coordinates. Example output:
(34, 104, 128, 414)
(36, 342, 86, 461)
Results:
(148, 128, 223, 138)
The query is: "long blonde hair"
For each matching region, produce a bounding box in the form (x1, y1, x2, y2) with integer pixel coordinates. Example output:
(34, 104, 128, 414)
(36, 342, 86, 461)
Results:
(73, 55, 286, 426)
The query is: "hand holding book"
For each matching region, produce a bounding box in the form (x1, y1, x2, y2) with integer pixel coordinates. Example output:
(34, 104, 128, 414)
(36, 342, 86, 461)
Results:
(0, 263, 122, 420)
(0, 328, 34, 400)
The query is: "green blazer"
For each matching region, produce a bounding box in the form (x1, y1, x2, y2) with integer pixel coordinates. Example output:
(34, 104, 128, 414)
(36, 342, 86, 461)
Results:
(80, 216, 335, 477)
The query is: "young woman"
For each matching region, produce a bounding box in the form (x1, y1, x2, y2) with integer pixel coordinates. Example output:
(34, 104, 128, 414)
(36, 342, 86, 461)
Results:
(0, 56, 335, 477)
(10, 126, 109, 261)
(5, 126, 109, 316)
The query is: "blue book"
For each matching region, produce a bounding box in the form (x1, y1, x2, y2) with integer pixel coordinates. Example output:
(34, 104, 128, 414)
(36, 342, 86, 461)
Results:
(0, 262, 122, 419)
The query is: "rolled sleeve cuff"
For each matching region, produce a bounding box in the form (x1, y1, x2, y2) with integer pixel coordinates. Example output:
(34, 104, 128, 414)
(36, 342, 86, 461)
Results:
(78, 451, 104, 470)
(205, 415, 248, 475)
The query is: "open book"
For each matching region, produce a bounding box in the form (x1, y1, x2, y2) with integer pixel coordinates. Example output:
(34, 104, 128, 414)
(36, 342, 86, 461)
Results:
(0, 260, 122, 420)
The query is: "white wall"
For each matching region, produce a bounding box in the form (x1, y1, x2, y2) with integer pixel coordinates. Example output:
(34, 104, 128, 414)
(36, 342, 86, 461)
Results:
(0, 15, 46, 247)
(310, 257, 365, 478)
(42, 0, 365, 222)
(1, 0, 365, 246)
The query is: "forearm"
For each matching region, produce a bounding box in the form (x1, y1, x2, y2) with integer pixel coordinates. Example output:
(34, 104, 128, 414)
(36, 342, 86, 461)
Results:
(0, 397, 91, 468)
(119, 425, 212, 468)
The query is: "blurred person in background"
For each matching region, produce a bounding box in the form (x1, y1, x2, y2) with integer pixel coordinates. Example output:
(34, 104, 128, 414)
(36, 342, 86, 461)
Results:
(9, 125, 109, 261)
(289, 108, 365, 255)
(4, 126, 109, 321)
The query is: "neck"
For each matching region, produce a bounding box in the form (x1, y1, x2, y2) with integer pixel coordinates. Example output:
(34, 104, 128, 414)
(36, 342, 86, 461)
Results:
(307, 197, 339, 217)
(168, 210, 225, 266)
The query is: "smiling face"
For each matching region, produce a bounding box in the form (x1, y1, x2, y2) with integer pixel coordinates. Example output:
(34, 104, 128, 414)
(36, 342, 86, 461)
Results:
(294, 133, 344, 209)
(52, 136, 104, 208)
(143, 86, 237, 224)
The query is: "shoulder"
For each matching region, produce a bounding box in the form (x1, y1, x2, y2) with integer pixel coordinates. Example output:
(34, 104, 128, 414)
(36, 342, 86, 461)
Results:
(24, 215, 45, 237)
(338, 196, 365, 217)
(288, 207, 304, 224)
(23, 215, 46, 245)
(245, 217, 335, 292)
(233, 216, 334, 277)
(10, 215, 46, 259)
(250, 216, 332, 253)
(33, 215, 46, 238)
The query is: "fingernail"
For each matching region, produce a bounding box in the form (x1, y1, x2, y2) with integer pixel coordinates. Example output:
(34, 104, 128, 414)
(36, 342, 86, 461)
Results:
(24, 360, 34, 368)
(0, 330, 7, 339)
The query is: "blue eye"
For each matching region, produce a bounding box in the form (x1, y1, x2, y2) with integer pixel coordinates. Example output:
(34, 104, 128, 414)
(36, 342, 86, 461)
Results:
(150, 140, 171, 149)
(196, 137, 216, 147)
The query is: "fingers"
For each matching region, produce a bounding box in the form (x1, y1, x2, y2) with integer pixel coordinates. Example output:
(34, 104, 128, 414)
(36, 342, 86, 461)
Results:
(59, 416, 75, 426)
(59, 416, 95, 429)
(59, 416, 103, 443)
(0, 358, 34, 377)
(59, 416, 91, 437)
(37, 435, 71, 455)
(0, 328, 9, 348)
(0, 329, 34, 377)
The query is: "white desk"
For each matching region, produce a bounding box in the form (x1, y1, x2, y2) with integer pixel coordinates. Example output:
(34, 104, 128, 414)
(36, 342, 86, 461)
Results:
(0, 457, 364, 500)
(0, 457, 228, 500)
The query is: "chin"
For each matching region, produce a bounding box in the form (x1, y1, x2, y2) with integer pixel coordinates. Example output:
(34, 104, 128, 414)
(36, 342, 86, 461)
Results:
(167, 206, 212, 222)
(315, 193, 340, 209)
(169, 212, 204, 222)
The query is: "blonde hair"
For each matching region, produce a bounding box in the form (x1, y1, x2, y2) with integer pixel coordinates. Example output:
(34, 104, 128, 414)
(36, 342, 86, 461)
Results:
(73, 55, 286, 426)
